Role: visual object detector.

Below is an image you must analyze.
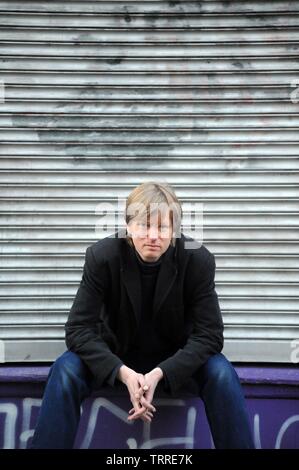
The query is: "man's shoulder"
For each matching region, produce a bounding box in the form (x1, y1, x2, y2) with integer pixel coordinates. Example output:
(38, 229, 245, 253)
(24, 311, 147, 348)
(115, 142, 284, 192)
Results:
(87, 230, 126, 263)
(179, 233, 213, 261)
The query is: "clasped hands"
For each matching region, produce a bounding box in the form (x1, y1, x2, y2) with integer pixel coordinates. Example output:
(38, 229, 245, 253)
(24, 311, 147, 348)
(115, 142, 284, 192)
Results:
(117, 365, 163, 423)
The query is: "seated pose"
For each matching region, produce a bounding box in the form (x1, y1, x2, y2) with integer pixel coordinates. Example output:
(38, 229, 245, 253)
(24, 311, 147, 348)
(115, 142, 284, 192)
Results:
(31, 181, 254, 449)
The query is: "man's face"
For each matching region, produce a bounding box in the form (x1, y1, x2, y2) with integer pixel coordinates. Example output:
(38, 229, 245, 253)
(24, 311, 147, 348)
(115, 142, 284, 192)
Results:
(127, 211, 173, 262)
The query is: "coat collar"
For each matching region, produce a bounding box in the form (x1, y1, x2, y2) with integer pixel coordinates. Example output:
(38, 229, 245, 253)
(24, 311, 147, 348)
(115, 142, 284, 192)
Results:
(120, 236, 177, 324)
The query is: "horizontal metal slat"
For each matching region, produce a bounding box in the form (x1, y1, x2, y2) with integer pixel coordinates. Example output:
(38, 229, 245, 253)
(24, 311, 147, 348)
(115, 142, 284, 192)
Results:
(1, 143, 299, 157)
(1, 184, 298, 199)
(0, 197, 299, 212)
(0, 294, 298, 310)
(1, 157, 299, 172)
(0, 85, 296, 100)
(0, 310, 299, 329)
(1, 227, 298, 242)
(0, 325, 64, 340)
(1, 28, 299, 43)
(2, 259, 299, 268)
(1, 42, 299, 57)
(224, 325, 299, 340)
(1, 13, 298, 29)
(2, 101, 298, 114)
(2, 131, 299, 145)
(1, 253, 299, 264)
(1, 1, 298, 15)
(1, 324, 298, 341)
(1, 251, 298, 260)
(224, 312, 299, 325)
(1, 170, 299, 184)
(1, 240, 298, 255)
(2, 268, 299, 283)
(1, 282, 299, 297)
(3, 116, 299, 129)
(1, 212, 298, 227)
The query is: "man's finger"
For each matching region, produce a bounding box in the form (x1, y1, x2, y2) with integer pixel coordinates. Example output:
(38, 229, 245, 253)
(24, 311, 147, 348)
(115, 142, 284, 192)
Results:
(140, 395, 156, 412)
(141, 410, 153, 423)
(137, 374, 147, 389)
(128, 403, 147, 421)
(131, 388, 144, 413)
(135, 385, 146, 399)
(128, 407, 147, 421)
(137, 376, 150, 395)
(128, 407, 154, 423)
(141, 415, 151, 423)
(129, 412, 152, 423)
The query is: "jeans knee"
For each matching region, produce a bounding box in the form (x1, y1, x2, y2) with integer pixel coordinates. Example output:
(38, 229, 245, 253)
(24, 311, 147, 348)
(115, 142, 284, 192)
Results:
(203, 353, 240, 390)
(50, 351, 90, 392)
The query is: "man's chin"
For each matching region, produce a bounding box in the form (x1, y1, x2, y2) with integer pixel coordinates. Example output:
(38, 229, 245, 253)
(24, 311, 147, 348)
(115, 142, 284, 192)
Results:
(142, 252, 161, 262)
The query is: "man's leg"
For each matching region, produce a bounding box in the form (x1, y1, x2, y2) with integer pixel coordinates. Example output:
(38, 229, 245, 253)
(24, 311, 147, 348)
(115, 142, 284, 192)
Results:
(30, 350, 92, 449)
(197, 353, 254, 449)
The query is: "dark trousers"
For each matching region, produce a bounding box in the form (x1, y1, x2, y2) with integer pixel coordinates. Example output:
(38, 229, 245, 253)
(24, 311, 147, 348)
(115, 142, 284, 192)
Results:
(30, 351, 254, 449)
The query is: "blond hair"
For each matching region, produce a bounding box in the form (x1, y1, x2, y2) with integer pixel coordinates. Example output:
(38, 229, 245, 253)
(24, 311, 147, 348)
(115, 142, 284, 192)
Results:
(125, 181, 182, 247)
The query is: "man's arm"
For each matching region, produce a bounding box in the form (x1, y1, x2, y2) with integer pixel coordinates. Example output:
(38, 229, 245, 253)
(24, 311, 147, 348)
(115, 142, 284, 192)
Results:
(65, 246, 123, 389)
(65, 245, 156, 421)
(106, 364, 123, 387)
(157, 251, 224, 395)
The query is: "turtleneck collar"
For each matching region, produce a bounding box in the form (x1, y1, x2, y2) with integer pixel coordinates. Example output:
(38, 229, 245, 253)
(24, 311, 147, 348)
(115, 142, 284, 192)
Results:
(134, 248, 163, 268)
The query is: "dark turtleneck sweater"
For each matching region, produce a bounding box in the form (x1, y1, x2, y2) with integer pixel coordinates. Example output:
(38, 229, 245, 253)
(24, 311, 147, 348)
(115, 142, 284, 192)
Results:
(106, 247, 172, 386)
(132, 249, 170, 369)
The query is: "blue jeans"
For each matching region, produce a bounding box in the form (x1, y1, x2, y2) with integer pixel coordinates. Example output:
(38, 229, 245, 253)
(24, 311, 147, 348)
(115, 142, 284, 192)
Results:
(30, 351, 254, 449)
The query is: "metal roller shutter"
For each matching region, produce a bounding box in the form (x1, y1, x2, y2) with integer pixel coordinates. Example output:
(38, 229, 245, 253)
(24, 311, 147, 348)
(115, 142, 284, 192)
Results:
(0, 0, 298, 363)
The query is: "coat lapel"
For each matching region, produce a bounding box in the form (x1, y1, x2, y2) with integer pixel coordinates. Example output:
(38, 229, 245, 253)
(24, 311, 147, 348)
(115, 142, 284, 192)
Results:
(153, 246, 177, 319)
(120, 241, 142, 324)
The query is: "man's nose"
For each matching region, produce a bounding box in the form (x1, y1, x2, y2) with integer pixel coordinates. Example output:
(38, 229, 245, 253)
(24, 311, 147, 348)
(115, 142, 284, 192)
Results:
(148, 226, 159, 239)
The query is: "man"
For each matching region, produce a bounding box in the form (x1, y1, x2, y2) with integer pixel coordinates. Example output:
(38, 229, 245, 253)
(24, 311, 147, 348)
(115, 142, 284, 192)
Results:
(30, 181, 254, 449)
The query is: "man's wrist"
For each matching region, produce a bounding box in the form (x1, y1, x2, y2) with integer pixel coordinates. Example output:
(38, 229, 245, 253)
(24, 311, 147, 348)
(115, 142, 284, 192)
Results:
(117, 365, 131, 384)
(151, 367, 164, 381)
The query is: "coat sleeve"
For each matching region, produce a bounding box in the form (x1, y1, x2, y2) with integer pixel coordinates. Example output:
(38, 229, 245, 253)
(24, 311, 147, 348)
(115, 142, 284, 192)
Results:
(65, 245, 123, 388)
(157, 251, 224, 395)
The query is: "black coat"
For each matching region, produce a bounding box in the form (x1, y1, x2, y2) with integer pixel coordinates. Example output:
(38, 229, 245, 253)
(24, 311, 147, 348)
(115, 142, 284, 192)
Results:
(65, 231, 224, 395)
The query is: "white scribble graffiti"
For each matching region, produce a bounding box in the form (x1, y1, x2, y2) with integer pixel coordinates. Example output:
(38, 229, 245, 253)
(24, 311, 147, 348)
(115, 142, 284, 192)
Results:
(80, 398, 134, 449)
(139, 405, 196, 449)
(20, 398, 42, 449)
(0, 398, 298, 449)
(275, 415, 299, 449)
(79, 397, 195, 449)
(253, 413, 262, 449)
(0, 403, 18, 449)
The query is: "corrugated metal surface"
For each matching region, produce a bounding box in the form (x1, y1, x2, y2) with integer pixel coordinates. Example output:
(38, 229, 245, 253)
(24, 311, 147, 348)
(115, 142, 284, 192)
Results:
(0, 0, 298, 362)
